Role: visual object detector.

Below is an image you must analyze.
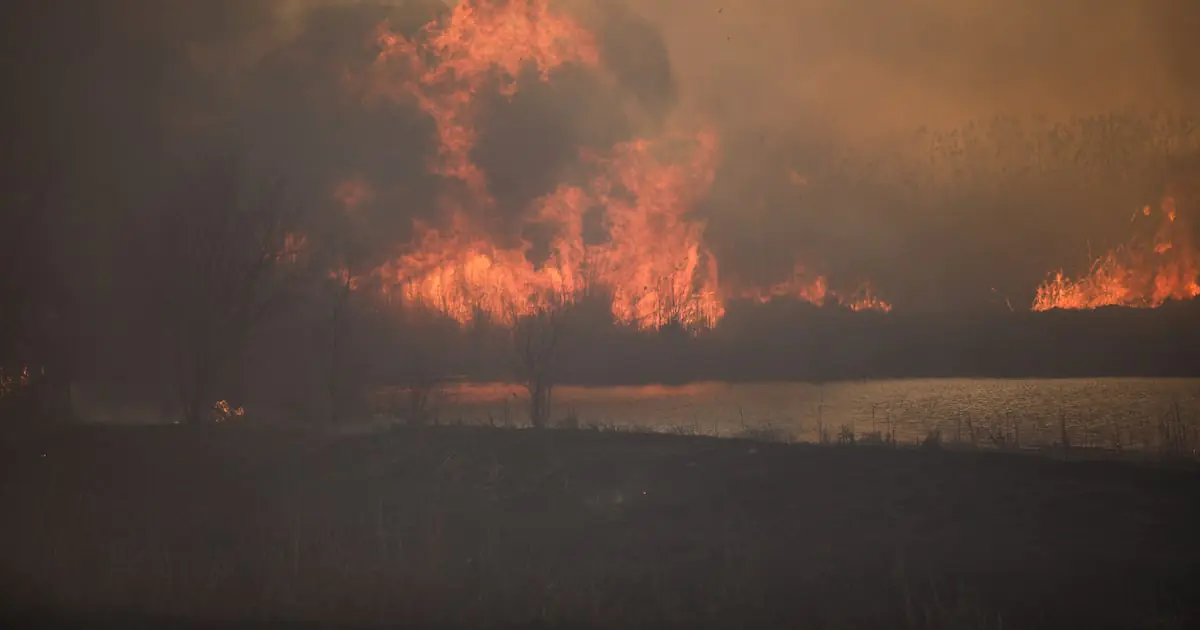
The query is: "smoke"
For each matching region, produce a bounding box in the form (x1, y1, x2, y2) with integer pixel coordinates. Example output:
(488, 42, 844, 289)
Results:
(625, 0, 1200, 303)
(634, 0, 1199, 141)
(151, 0, 682, 252)
(6, 0, 1200, 313)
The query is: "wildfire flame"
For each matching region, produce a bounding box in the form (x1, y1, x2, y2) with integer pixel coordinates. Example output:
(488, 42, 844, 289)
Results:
(335, 177, 373, 215)
(371, 132, 726, 328)
(277, 232, 309, 264)
(369, 0, 598, 199)
(213, 399, 245, 422)
(1033, 196, 1200, 310)
(0, 365, 42, 399)
(735, 263, 892, 313)
(330, 267, 362, 291)
(347, 0, 890, 329)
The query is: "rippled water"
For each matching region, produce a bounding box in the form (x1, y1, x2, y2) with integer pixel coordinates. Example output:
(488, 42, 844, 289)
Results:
(392, 378, 1200, 450)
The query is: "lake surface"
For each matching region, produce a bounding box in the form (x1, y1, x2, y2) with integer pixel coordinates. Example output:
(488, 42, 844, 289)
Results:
(378, 378, 1200, 451)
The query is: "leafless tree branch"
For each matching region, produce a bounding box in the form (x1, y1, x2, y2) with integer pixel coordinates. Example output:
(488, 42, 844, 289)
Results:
(154, 152, 309, 424)
(510, 294, 569, 429)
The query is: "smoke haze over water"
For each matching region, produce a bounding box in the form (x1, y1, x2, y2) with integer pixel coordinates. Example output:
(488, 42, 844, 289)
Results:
(4, 0, 1200, 314)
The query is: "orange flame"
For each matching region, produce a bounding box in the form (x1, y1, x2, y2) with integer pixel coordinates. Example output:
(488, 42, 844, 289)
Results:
(352, 0, 890, 329)
(277, 232, 308, 264)
(838, 284, 894, 313)
(1033, 196, 1200, 310)
(369, 0, 598, 200)
(734, 264, 892, 312)
(371, 132, 725, 328)
(213, 399, 245, 422)
(329, 267, 362, 291)
(1, 364, 44, 399)
(334, 177, 373, 215)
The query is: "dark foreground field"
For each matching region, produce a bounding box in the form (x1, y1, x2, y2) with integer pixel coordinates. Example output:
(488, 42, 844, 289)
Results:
(1, 425, 1198, 629)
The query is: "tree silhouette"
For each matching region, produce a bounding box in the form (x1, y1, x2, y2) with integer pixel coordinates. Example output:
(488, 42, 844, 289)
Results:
(153, 154, 308, 424)
(510, 297, 569, 429)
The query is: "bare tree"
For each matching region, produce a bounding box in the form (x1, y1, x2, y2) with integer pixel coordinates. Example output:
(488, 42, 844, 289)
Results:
(153, 154, 308, 424)
(393, 301, 455, 426)
(349, 296, 457, 426)
(325, 271, 355, 423)
(510, 298, 569, 429)
(317, 266, 369, 424)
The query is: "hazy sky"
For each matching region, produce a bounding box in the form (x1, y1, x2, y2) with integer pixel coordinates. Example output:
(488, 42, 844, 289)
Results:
(5, 0, 1199, 311)
(640, 0, 1199, 135)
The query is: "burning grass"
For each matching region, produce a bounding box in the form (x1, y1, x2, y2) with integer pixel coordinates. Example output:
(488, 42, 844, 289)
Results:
(333, 0, 892, 333)
(1, 424, 1198, 629)
(1034, 197, 1200, 311)
(315, 0, 1200, 331)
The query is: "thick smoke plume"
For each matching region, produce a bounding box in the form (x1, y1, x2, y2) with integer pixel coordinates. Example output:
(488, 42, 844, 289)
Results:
(4, 0, 1200, 317)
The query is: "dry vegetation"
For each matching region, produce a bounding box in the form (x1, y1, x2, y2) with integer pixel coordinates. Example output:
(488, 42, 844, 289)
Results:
(1, 423, 1198, 629)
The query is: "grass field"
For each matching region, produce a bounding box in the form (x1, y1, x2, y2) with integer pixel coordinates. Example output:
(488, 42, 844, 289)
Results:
(1, 423, 1198, 629)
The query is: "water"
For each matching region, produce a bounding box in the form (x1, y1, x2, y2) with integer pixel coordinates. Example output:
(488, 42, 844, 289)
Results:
(382, 378, 1200, 451)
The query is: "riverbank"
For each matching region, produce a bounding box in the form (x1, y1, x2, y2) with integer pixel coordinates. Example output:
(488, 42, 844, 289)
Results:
(2, 424, 1198, 629)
